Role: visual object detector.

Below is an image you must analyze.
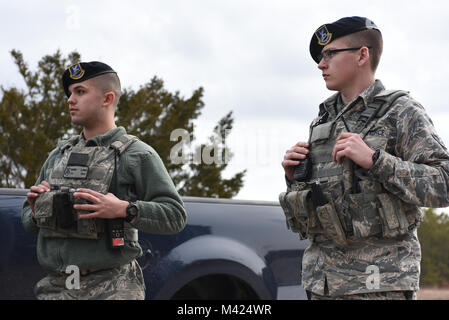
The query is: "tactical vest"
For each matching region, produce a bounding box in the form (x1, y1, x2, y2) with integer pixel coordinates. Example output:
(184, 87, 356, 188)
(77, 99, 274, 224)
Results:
(34, 133, 139, 240)
(279, 90, 423, 247)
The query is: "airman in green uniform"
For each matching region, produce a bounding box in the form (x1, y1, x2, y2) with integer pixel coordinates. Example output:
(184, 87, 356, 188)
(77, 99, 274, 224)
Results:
(22, 61, 187, 300)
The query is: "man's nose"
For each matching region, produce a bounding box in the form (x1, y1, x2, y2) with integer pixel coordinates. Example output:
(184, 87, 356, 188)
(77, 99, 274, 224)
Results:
(67, 94, 75, 105)
(318, 58, 327, 70)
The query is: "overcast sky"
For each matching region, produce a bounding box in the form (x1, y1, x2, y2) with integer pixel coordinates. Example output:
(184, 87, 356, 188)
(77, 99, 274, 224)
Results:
(2, 0, 449, 206)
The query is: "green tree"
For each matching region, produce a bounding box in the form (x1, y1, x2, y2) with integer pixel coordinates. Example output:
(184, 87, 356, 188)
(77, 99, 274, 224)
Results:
(0, 50, 246, 198)
(180, 111, 246, 197)
(0, 49, 79, 188)
(418, 208, 449, 287)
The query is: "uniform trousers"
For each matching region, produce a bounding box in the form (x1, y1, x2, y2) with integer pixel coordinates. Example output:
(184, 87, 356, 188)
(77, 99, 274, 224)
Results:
(34, 260, 145, 300)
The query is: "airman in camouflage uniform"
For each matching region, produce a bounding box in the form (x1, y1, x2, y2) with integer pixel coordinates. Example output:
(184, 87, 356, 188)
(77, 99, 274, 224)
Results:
(280, 17, 449, 300)
(22, 62, 187, 300)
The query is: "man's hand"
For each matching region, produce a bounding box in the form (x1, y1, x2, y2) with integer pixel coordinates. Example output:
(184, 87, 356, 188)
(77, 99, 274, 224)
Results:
(282, 141, 310, 182)
(73, 188, 128, 220)
(27, 181, 51, 217)
(332, 132, 375, 169)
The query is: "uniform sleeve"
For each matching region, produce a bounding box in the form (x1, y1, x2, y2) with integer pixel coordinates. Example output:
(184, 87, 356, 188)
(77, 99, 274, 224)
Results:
(368, 99, 449, 208)
(126, 148, 187, 234)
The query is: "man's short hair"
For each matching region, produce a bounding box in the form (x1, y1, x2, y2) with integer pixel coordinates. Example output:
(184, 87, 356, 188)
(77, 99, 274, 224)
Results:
(62, 61, 119, 100)
(90, 73, 122, 107)
(342, 29, 383, 72)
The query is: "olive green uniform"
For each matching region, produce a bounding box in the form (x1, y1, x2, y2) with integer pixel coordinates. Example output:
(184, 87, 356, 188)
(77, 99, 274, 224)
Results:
(22, 126, 187, 299)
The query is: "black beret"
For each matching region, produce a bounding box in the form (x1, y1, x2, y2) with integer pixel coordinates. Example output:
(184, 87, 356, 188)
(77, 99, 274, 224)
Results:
(310, 16, 381, 63)
(62, 61, 117, 97)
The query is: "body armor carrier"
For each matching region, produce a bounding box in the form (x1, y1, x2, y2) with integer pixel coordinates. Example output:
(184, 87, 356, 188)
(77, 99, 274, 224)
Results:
(279, 90, 423, 247)
(34, 133, 139, 241)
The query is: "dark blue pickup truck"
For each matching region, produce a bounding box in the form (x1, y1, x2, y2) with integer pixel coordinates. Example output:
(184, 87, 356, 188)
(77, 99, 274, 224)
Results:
(0, 188, 309, 300)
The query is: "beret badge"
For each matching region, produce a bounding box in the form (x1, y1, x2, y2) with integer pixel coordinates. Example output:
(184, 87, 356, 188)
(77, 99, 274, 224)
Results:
(315, 25, 332, 45)
(68, 62, 85, 80)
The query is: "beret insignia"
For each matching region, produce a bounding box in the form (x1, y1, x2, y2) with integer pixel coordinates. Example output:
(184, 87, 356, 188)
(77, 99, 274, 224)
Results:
(68, 62, 85, 80)
(315, 25, 332, 45)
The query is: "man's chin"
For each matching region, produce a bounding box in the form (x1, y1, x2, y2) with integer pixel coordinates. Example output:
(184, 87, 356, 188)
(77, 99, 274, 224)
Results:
(71, 118, 84, 127)
(325, 82, 339, 92)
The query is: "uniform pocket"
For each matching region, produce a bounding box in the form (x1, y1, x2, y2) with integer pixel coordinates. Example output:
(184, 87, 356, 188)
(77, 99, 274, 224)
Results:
(310, 121, 334, 144)
(34, 191, 57, 229)
(347, 193, 382, 238)
(279, 190, 312, 239)
(316, 201, 347, 247)
(376, 193, 411, 238)
(34, 192, 55, 219)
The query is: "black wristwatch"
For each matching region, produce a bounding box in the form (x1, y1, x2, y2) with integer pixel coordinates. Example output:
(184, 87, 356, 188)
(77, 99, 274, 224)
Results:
(372, 149, 380, 165)
(125, 201, 138, 223)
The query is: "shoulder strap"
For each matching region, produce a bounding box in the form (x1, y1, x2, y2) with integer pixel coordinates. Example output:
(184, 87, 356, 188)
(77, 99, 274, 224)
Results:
(57, 135, 79, 152)
(353, 89, 409, 137)
(109, 134, 140, 195)
(373, 89, 409, 118)
(110, 134, 140, 155)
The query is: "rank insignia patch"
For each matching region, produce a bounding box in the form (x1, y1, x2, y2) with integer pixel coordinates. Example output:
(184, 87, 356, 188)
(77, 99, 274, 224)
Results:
(315, 25, 332, 45)
(68, 62, 85, 80)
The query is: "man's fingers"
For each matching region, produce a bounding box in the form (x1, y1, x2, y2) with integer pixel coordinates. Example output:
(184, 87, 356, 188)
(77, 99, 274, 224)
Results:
(73, 203, 97, 211)
(27, 192, 39, 198)
(41, 181, 50, 189)
(73, 191, 99, 203)
(295, 141, 309, 148)
(30, 186, 44, 193)
(292, 146, 309, 154)
(283, 159, 301, 166)
(334, 150, 344, 164)
(336, 132, 354, 140)
(76, 188, 102, 196)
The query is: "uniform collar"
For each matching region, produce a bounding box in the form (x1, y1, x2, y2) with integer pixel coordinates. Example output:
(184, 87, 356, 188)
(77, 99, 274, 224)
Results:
(358, 79, 385, 105)
(83, 126, 127, 147)
(319, 79, 385, 117)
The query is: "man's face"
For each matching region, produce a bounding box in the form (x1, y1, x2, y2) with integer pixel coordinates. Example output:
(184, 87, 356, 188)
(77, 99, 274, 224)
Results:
(67, 79, 104, 127)
(317, 37, 359, 92)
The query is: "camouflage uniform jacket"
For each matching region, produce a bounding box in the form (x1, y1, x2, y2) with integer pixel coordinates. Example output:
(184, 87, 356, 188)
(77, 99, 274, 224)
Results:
(22, 126, 187, 273)
(287, 80, 449, 297)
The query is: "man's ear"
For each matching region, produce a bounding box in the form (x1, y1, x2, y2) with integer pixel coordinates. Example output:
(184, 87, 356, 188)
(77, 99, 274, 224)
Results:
(358, 47, 371, 68)
(102, 91, 115, 107)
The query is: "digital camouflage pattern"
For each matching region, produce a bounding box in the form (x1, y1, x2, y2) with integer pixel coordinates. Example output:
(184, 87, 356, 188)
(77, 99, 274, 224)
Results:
(308, 288, 416, 300)
(283, 80, 449, 298)
(34, 134, 138, 240)
(34, 260, 145, 300)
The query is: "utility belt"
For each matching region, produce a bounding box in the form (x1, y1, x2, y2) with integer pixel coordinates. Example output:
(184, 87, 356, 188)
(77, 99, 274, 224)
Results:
(279, 181, 421, 247)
